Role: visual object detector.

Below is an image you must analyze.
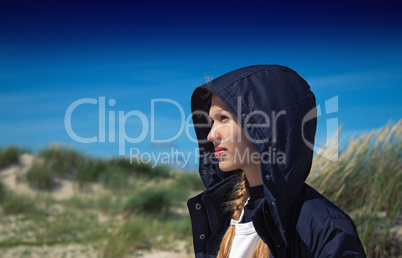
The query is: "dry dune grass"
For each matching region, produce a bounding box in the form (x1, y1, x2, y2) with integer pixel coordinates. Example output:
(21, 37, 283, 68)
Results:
(307, 120, 402, 257)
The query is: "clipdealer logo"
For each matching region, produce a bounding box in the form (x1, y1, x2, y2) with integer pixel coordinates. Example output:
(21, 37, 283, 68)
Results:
(302, 95, 339, 161)
(64, 95, 339, 166)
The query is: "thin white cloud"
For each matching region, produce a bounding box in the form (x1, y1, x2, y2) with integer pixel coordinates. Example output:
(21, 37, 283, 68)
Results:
(0, 91, 64, 104)
(0, 119, 64, 135)
(306, 70, 402, 88)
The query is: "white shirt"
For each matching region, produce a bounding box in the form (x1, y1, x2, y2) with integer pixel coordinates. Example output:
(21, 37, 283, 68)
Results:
(229, 200, 260, 258)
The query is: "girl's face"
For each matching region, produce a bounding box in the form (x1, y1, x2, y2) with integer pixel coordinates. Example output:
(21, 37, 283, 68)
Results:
(207, 94, 260, 173)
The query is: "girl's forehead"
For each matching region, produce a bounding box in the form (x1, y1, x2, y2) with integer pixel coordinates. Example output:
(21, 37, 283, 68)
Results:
(210, 95, 230, 112)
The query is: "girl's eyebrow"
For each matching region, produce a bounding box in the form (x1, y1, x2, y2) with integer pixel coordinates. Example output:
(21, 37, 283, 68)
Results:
(209, 110, 227, 119)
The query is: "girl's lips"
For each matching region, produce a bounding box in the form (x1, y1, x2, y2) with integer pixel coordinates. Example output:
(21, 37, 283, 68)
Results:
(214, 149, 227, 158)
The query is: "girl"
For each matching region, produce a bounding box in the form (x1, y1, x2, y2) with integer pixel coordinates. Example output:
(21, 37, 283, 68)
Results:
(187, 65, 366, 257)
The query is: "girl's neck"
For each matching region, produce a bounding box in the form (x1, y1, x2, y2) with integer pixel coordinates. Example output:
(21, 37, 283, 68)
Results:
(243, 164, 263, 187)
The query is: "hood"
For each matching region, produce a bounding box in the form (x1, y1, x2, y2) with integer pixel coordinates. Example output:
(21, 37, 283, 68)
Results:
(190, 65, 317, 243)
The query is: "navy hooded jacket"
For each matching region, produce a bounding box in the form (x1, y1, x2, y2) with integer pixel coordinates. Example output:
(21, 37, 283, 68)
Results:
(187, 65, 366, 257)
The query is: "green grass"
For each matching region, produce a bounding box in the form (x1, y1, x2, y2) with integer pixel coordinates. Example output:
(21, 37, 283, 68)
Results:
(37, 145, 85, 179)
(0, 145, 20, 168)
(0, 178, 6, 202)
(74, 158, 108, 189)
(100, 213, 193, 258)
(101, 215, 155, 257)
(34, 210, 103, 242)
(0, 144, 197, 256)
(0, 194, 109, 247)
(25, 160, 55, 190)
(124, 180, 189, 218)
(172, 169, 205, 191)
(0, 194, 42, 216)
(99, 167, 134, 194)
(22, 145, 177, 191)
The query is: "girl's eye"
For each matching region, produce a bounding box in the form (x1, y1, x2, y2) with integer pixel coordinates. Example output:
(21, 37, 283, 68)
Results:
(209, 115, 228, 125)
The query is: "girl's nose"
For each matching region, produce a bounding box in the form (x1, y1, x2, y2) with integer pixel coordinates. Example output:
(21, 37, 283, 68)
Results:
(207, 126, 220, 143)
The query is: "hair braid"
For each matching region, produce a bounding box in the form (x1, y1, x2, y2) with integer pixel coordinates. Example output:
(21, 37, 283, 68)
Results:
(217, 172, 270, 258)
(217, 172, 249, 258)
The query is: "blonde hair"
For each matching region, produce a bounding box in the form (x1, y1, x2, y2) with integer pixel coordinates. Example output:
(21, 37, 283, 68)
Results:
(217, 172, 270, 258)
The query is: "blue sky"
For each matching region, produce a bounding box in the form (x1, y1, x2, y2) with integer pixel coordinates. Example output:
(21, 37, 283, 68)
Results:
(0, 1, 401, 170)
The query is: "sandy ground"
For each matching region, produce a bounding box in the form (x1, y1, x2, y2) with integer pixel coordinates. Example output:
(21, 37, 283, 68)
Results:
(1, 245, 193, 258)
(0, 154, 193, 258)
(1, 244, 98, 258)
(1, 154, 76, 201)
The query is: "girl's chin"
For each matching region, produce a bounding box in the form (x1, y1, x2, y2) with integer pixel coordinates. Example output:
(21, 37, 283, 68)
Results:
(218, 162, 237, 172)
